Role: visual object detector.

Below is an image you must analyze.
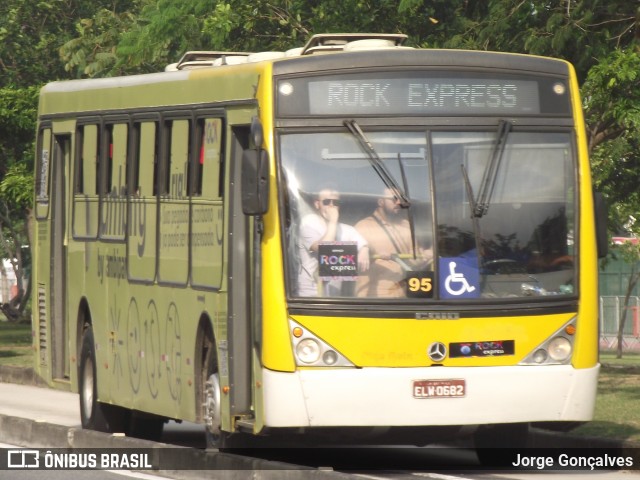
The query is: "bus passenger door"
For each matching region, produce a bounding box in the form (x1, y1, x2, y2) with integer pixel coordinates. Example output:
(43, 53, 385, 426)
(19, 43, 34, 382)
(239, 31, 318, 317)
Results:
(50, 135, 70, 380)
(226, 122, 253, 421)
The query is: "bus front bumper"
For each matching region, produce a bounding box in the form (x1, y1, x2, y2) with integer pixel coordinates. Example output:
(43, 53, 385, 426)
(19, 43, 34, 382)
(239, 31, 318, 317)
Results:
(261, 364, 599, 427)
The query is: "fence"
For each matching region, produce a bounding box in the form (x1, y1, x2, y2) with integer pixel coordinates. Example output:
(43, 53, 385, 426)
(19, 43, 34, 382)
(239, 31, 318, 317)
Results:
(600, 295, 640, 351)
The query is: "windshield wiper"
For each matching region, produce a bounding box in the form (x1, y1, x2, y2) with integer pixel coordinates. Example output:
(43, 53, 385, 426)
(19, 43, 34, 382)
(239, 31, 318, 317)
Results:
(343, 119, 411, 208)
(473, 119, 511, 218)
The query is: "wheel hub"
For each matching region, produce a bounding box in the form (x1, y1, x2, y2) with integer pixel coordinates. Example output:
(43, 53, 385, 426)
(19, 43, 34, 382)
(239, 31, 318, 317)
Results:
(204, 374, 221, 435)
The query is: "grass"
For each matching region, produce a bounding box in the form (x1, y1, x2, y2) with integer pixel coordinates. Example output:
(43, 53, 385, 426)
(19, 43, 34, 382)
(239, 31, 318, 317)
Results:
(568, 351, 640, 443)
(0, 319, 33, 368)
(599, 351, 640, 367)
(1, 320, 640, 443)
(571, 367, 640, 443)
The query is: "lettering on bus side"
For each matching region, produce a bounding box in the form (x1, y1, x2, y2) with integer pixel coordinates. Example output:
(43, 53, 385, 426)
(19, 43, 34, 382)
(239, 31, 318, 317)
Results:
(121, 296, 183, 401)
(100, 163, 153, 257)
(100, 166, 127, 239)
(128, 194, 147, 257)
(97, 248, 127, 284)
(170, 172, 185, 199)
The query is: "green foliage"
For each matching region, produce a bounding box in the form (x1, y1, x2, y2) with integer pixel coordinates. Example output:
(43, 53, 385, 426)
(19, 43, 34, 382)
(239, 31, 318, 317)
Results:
(397, 0, 639, 81)
(0, 0, 128, 87)
(60, 9, 135, 78)
(0, 163, 33, 209)
(114, 0, 196, 73)
(0, 86, 38, 175)
(582, 49, 640, 224)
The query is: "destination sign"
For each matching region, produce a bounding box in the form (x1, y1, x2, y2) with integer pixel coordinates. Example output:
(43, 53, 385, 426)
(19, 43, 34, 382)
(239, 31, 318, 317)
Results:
(277, 72, 570, 117)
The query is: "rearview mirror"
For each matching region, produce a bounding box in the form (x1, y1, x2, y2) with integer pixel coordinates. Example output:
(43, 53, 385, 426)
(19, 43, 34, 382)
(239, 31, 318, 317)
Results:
(241, 144, 269, 215)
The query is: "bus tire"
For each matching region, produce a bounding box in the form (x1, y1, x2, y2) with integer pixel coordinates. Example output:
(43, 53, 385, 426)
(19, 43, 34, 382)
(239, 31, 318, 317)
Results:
(79, 326, 110, 432)
(78, 326, 128, 433)
(201, 335, 235, 449)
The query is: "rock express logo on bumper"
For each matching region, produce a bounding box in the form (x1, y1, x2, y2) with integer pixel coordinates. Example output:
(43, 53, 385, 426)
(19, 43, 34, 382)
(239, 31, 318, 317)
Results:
(449, 340, 515, 358)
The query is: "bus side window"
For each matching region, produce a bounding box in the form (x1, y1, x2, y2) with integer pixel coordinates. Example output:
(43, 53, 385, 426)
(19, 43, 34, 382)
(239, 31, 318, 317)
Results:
(131, 121, 158, 197)
(35, 127, 52, 219)
(72, 123, 100, 238)
(75, 124, 100, 196)
(190, 117, 224, 290)
(194, 118, 223, 200)
(99, 124, 114, 196)
(162, 119, 189, 199)
(110, 123, 128, 196)
(169, 120, 191, 198)
(74, 127, 84, 195)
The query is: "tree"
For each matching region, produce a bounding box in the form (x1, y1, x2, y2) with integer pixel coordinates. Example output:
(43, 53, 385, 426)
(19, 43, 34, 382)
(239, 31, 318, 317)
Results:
(400, 0, 639, 80)
(0, 86, 37, 322)
(60, 7, 138, 78)
(581, 47, 640, 357)
(61, 0, 420, 76)
(0, 0, 116, 321)
(609, 241, 640, 358)
(0, 163, 33, 322)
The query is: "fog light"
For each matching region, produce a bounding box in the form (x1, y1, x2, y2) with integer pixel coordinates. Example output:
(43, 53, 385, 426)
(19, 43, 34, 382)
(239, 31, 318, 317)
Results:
(532, 349, 548, 364)
(548, 337, 572, 362)
(323, 350, 338, 365)
(296, 339, 321, 364)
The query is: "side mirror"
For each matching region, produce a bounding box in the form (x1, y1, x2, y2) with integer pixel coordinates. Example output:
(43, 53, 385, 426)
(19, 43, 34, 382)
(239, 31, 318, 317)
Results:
(594, 191, 608, 258)
(251, 116, 264, 149)
(242, 118, 269, 215)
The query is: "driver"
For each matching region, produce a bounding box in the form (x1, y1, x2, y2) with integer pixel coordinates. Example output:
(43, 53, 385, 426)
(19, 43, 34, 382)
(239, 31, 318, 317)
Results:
(355, 187, 432, 297)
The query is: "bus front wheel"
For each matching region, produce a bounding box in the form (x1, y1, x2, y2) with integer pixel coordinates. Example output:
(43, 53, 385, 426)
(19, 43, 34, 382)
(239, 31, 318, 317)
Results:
(201, 335, 237, 449)
(204, 372, 230, 448)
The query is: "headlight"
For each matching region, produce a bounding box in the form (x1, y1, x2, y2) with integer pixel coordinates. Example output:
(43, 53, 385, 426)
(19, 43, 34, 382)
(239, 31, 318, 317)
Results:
(519, 318, 577, 365)
(532, 349, 548, 364)
(547, 336, 572, 362)
(289, 319, 354, 367)
(323, 350, 339, 365)
(296, 339, 321, 364)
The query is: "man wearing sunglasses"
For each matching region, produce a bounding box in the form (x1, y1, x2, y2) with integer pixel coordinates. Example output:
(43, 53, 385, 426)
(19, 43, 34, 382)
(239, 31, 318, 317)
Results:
(297, 187, 369, 297)
(355, 187, 433, 297)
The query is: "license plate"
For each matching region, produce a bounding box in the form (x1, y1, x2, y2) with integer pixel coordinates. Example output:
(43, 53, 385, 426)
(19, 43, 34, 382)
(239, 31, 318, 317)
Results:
(412, 379, 466, 399)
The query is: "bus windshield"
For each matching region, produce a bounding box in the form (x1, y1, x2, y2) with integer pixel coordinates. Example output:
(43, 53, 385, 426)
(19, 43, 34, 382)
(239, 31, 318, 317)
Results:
(281, 128, 575, 301)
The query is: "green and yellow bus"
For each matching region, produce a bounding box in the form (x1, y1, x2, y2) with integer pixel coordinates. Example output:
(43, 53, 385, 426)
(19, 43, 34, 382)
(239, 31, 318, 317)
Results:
(32, 33, 607, 449)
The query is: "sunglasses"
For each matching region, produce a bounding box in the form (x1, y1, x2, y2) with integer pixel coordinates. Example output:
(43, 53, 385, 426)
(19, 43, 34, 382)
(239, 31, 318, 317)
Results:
(320, 198, 341, 206)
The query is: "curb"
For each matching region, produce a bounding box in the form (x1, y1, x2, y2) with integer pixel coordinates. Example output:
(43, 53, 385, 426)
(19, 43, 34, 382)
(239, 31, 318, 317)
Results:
(0, 414, 352, 479)
(0, 366, 351, 479)
(0, 365, 49, 388)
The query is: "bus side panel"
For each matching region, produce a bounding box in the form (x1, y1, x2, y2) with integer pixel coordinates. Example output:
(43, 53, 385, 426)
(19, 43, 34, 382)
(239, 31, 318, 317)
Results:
(569, 62, 599, 369)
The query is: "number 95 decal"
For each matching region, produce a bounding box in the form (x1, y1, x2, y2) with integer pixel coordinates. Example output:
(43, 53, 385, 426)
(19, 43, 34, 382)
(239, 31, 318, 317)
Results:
(406, 272, 434, 298)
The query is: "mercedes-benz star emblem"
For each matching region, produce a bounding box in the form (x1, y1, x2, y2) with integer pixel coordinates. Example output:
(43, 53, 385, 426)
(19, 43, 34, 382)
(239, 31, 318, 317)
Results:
(427, 342, 447, 362)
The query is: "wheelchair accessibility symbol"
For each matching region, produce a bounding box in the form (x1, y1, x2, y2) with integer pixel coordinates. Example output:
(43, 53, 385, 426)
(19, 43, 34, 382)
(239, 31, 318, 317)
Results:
(445, 261, 476, 295)
(440, 258, 480, 299)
